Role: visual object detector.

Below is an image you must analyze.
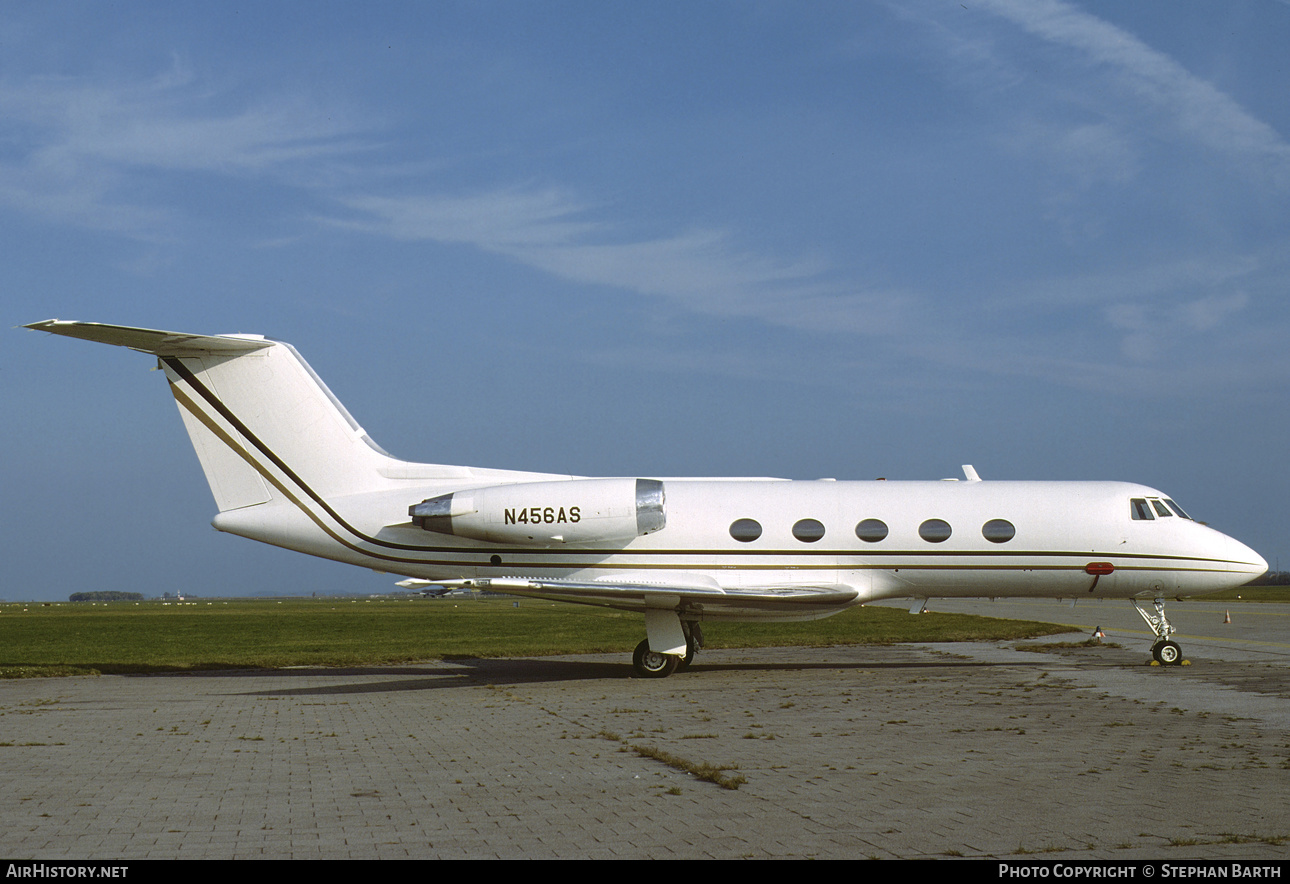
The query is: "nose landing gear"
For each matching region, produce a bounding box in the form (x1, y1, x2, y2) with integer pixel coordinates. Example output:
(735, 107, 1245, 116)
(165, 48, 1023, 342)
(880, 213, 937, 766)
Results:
(1133, 597, 1185, 666)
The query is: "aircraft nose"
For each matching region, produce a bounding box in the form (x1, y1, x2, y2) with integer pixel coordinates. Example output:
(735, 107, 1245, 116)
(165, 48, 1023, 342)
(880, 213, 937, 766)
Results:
(1244, 544, 1269, 579)
(1220, 533, 1267, 580)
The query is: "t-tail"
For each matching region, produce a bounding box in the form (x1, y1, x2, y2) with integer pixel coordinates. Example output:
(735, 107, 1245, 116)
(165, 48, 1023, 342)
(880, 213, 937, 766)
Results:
(24, 320, 554, 568)
(27, 320, 404, 511)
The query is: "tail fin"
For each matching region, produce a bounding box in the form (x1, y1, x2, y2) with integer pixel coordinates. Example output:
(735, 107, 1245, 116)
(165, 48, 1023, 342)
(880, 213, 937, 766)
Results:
(25, 320, 395, 513)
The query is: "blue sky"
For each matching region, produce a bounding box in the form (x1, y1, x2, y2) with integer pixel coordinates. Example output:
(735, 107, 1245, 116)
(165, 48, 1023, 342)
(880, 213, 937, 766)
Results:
(4, 1, 1287, 601)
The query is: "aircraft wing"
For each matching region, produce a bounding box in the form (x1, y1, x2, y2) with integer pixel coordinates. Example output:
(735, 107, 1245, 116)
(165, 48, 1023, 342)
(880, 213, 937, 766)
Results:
(427, 576, 860, 621)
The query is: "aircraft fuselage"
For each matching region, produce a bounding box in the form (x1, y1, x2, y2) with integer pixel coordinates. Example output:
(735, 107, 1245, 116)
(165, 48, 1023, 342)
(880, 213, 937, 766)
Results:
(211, 473, 1265, 619)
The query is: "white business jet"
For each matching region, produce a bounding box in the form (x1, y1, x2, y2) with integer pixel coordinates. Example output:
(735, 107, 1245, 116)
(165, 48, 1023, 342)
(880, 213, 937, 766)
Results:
(27, 320, 1267, 676)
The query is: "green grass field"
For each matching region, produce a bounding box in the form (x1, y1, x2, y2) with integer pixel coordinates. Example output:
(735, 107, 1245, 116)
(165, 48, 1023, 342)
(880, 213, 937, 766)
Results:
(0, 596, 1073, 678)
(1198, 586, 1290, 602)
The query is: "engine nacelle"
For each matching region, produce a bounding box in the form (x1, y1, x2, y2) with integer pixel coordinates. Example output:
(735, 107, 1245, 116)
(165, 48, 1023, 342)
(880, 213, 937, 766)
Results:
(409, 478, 665, 545)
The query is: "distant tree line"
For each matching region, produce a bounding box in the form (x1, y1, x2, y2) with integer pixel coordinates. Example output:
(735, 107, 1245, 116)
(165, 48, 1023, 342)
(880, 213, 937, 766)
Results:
(69, 591, 146, 602)
(1247, 571, 1290, 586)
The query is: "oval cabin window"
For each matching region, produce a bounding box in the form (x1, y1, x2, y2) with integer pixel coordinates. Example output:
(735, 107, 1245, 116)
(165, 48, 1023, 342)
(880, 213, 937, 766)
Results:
(855, 519, 888, 542)
(792, 518, 826, 543)
(918, 519, 952, 543)
(729, 518, 762, 543)
(982, 519, 1015, 543)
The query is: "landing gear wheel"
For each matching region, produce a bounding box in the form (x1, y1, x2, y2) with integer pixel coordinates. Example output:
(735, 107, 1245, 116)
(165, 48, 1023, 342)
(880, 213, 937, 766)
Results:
(1153, 640, 1182, 666)
(633, 639, 679, 678)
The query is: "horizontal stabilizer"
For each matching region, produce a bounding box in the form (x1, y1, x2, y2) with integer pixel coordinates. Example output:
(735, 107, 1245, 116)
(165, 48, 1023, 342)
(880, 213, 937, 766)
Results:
(25, 320, 271, 356)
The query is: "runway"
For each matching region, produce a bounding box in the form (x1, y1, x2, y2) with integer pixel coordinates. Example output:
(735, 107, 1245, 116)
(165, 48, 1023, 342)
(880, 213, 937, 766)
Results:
(2, 599, 1288, 859)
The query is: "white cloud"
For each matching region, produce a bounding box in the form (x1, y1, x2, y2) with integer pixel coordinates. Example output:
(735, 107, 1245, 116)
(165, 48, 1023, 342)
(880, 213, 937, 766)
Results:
(992, 253, 1262, 311)
(1007, 120, 1138, 187)
(0, 69, 363, 236)
(1106, 291, 1249, 362)
(333, 187, 918, 339)
(338, 188, 598, 248)
(977, 0, 1290, 182)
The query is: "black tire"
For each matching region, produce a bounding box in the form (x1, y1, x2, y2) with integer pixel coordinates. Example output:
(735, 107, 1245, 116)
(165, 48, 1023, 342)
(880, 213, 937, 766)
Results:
(1154, 640, 1182, 665)
(633, 639, 679, 678)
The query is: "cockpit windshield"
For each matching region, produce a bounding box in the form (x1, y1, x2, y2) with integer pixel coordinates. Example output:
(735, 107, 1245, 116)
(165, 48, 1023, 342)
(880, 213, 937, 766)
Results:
(1130, 497, 1193, 521)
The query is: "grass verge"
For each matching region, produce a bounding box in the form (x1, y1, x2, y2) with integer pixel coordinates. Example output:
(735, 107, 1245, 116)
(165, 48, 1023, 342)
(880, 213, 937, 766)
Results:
(0, 596, 1070, 677)
(630, 744, 747, 790)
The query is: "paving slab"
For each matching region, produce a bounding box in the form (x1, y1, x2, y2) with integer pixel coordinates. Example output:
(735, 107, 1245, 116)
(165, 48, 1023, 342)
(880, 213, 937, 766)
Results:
(2, 622, 1289, 859)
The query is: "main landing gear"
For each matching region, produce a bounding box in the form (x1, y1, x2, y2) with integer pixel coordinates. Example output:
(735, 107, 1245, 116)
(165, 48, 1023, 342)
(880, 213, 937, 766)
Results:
(1133, 597, 1184, 665)
(632, 640, 678, 678)
(632, 620, 703, 678)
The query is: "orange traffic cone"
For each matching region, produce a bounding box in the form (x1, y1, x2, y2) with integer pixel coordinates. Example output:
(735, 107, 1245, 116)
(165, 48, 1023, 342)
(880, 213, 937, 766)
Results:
(1224, 610, 1231, 624)
(1093, 626, 1105, 641)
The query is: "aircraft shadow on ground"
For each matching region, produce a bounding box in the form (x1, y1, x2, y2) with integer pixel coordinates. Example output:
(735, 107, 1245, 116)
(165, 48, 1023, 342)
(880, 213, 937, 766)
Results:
(24, 644, 1145, 697)
(182, 655, 1015, 696)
